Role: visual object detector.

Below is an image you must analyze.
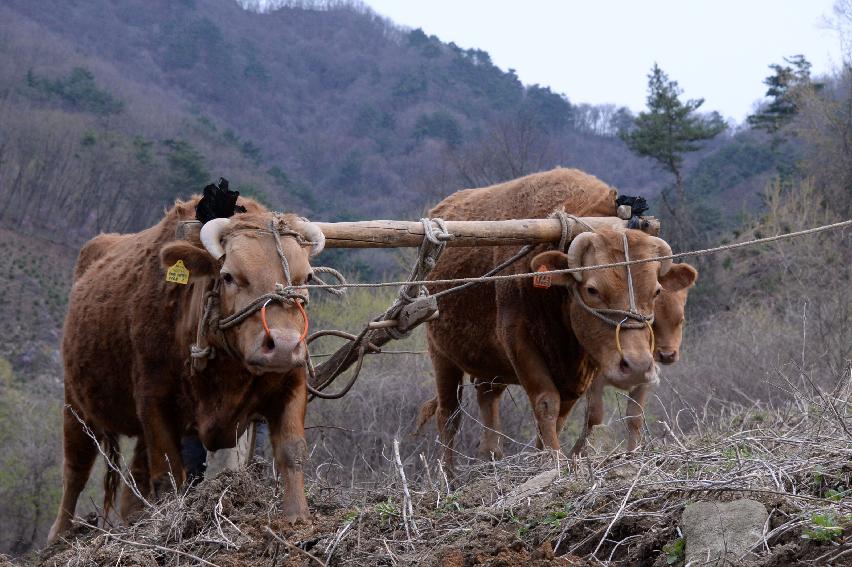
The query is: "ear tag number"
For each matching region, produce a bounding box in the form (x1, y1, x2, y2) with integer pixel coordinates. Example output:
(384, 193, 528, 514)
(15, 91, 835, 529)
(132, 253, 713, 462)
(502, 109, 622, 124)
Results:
(533, 265, 552, 289)
(166, 260, 190, 285)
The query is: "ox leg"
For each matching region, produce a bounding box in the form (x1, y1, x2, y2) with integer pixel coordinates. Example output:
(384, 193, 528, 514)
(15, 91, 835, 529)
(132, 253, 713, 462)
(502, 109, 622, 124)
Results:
(505, 340, 561, 452)
(268, 376, 309, 524)
(625, 384, 652, 452)
(138, 397, 185, 500)
(48, 406, 100, 544)
(119, 438, 150, 523)
(534, 396, 580, 450)
(475, 378, 507, 460)
(432, 351, 465, 477)
(570, 377, 605, 457)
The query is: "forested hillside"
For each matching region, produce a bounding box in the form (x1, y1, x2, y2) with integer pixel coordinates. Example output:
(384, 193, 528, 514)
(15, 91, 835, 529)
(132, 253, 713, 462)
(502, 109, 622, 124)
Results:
(0, 0, 777, 240)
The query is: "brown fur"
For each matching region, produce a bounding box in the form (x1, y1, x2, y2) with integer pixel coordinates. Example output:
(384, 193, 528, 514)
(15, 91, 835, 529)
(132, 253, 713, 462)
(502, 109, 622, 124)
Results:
(423, 168, 679, 470)
(49, 197, 314, 543)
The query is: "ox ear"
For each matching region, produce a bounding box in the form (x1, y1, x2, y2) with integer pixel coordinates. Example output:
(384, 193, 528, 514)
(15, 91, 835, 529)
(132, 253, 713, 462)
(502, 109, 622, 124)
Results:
(529, 251, 573, 287)
(659, 263, 698, 292)
(160, 242, 217, 279)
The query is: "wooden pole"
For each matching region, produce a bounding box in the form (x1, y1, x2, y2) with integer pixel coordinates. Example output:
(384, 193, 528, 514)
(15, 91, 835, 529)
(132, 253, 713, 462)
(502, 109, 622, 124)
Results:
(177, 216, 659, 248)
(314, 216, 659, 248)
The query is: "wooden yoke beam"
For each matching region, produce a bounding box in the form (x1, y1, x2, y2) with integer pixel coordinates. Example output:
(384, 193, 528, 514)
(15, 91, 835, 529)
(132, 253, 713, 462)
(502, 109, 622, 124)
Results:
(314, 216, 659, 248)
(176, 216, 659, 247)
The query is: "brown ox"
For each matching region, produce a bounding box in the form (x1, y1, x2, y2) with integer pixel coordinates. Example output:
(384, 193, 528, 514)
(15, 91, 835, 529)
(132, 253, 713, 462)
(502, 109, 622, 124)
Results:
(570, 274, 696, 455)
(417, 276, 697, 457)
(422, 169, 687, 472)
(49, 197, 323, 542)
(417, 168, 698, 461)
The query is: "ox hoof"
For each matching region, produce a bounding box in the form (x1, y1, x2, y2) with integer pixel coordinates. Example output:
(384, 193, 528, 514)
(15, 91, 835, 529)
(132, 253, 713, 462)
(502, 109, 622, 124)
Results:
(151, 477, 177, 501)
(569, 440, 588, 458)
(477, 446, 504, 461)
(537, 448, 567, 469)
(283, 509, 311, 526)
(46, 521, 65, 546)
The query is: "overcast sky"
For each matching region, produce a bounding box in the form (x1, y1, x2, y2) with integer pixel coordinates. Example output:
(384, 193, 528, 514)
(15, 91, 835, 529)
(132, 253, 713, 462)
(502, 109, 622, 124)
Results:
(363, 0, 842, 123)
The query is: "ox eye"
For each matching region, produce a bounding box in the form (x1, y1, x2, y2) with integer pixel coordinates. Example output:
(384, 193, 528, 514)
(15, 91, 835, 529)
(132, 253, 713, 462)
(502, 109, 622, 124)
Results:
(222, 272, 234, 285)
(655, 287, 662, 297)
(586, 286, 599, 296)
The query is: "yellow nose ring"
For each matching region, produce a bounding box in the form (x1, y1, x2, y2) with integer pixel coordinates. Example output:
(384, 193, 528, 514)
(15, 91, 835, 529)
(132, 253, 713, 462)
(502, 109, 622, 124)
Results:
(615, 317, 655, 358)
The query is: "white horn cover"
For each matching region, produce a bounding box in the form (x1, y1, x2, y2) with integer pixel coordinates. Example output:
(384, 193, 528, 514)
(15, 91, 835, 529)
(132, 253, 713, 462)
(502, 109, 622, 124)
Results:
(292, 217, 326, 257)
(199, 218, 231, 260)
(648, 236, 673, 276)
(565, 231, 596, 282)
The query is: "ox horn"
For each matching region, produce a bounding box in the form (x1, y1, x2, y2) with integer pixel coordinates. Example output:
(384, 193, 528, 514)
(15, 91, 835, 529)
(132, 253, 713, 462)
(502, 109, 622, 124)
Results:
(565, 231, 596, 282)
(200, 217, 231, 260)
(291, 217, 326, 257)
(648, 236, 673, 276)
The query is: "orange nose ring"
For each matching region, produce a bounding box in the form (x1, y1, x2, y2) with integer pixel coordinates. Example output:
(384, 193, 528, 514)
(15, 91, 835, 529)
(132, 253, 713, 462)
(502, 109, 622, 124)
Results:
(295, 300, 309, 343)
(615, 318, 655, 358)
(260, 299, 310, 344)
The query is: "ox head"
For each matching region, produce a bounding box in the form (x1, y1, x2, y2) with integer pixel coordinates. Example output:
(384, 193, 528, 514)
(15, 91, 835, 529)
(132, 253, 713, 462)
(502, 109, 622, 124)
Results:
(160, 213, 325, 376)
(529, 229, 693, 389)
(653, 263, 698, 365)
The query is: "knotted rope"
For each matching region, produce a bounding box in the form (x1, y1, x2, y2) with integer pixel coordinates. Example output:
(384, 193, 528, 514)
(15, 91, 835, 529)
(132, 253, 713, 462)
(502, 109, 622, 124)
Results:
(549, 209, 595, 252)
(305, 218, 456, 399)
(381, 218, 453, 340)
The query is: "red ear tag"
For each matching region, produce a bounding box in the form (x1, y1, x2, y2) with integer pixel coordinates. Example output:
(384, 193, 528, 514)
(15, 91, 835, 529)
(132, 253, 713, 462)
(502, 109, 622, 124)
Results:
(533, 265, 552, 289)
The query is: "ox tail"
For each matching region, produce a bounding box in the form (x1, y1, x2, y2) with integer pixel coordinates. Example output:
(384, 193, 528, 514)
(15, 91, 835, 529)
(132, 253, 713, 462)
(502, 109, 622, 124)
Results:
(412, 397, 438, 436)
(102, 434, 121, 521)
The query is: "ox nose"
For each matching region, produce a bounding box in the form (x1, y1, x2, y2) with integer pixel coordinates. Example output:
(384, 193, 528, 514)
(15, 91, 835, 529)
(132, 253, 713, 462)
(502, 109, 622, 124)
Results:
(619, 352, 655, 379)
(247, 328, 305, 372)
(656, 350, 678, 365)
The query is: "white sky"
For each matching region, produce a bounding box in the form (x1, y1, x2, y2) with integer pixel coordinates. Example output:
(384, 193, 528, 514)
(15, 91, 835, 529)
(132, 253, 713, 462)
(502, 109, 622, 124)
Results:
(363, 0, 842, 123)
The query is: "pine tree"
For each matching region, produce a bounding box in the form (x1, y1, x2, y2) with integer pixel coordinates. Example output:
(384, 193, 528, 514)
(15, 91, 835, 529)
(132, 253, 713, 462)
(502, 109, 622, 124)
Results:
(620, 64, 726, 243)
(748, 55, 821, 135)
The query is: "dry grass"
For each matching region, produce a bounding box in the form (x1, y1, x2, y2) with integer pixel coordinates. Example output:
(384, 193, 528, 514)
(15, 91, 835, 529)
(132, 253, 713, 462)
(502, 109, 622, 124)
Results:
(33, 367, 851, 567)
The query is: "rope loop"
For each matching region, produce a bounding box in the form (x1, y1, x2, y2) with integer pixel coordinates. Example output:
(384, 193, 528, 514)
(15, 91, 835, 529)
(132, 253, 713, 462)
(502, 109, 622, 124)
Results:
(310, 266, 347, 296)
(548, 210, 596, 252)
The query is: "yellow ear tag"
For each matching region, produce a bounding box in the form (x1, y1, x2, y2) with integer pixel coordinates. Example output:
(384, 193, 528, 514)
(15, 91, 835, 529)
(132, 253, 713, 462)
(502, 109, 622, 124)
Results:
(533, 265, 552, 289)
(166, 260, 190, 285)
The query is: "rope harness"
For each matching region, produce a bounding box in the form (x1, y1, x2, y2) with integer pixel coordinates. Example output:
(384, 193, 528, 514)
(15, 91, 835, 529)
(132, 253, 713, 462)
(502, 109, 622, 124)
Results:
(189, 212, 849, 395)
(190, 214, 344, 374)
(567, 232, 655, 357)
(304, 217, 455, 399)
(304, 211, 658, 398)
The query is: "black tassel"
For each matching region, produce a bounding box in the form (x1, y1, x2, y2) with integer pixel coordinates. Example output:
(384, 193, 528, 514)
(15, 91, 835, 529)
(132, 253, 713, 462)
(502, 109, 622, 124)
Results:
(195, 178, 247, 224)
(615, 195, 649, 217)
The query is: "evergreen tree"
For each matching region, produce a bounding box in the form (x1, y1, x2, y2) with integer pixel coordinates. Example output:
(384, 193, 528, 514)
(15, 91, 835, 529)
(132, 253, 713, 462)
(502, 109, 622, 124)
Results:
(620, 64, 726, 243)
(747, 55, 821, 135)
